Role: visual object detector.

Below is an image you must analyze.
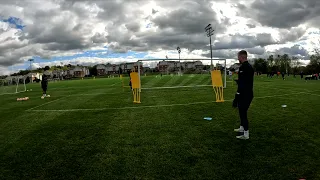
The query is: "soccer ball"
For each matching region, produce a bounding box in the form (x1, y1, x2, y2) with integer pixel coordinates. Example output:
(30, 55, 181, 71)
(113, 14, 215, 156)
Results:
(41, 96, 45, 99)
(47, 95, 51, 97)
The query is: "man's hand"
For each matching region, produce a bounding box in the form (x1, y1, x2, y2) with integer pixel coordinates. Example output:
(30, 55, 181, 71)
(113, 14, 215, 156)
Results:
(232, 92, 240, 108)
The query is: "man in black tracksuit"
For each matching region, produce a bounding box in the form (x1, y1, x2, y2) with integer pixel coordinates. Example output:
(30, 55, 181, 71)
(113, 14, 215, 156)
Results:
(233, 50, 254, 140)
(41, 66, 50, 98)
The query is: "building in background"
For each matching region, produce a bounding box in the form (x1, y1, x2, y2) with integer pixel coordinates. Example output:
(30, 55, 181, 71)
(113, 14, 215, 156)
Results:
(27, 72, 43, 82)
(96, 64, 107, 75)
(73, 66, 90, 78)
(52, 69, 64, 79)
(157, 60, 203, 72)
(96, 62, 144, 75)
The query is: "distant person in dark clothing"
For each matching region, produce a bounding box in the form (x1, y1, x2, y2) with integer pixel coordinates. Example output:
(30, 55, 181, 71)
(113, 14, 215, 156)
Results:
(300, 71, 304, 79)
(233, 50, 254, 140)
(41, 66, 51, 99)
(281, 72, 285, 80)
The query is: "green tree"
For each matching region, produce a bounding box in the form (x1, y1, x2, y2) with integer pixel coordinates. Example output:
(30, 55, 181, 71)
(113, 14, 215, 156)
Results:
(274, 55, 281, 71)
(291, 56, 301, 74)
(309, 54, 320, 73)
(89, 65, 97, 76)
(253, 58, 268, 74)
(267, 55, 274, 72)
(279, 54, 291, 73)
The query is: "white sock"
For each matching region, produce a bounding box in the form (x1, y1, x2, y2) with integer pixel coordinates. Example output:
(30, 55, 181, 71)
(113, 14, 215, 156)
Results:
(244, 130, 249, 137)
(239, 126, 244, 131)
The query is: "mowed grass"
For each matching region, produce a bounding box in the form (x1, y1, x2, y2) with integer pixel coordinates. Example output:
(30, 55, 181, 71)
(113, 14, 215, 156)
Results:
(1, 74, 320, 180)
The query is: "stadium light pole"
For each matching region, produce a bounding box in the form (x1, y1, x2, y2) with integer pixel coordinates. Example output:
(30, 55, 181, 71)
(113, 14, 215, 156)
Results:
(28, 59, 34, 71)
(205, 24, 214, 70)
(177, 47, 181, 75)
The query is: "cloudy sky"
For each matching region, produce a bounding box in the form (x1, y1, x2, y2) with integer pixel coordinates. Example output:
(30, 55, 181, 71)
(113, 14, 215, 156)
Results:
(0, 0, 319, 75)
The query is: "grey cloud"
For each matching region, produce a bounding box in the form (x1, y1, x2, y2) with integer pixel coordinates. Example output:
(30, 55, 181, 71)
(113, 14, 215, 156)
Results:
(273, 45, 309, 57)
(151, 1, 228, 35)
(125, 22, 140, 32)
(202, 46, 266, 60)
(237, 0, 320, 29)
(106, 0, 231, 53)
(247, 46, 266, 55)
(91, 33, 108, 44)
(253, 45, 309, 60)
(279, 27, 307, 43)
(95, 0, 142, 26)
(212, 33, 277, 50)
(246, 24, 256, 28)
(202, 50, 237, 59)
(152, 9, 158, 14)
(0, 0, 316, 70)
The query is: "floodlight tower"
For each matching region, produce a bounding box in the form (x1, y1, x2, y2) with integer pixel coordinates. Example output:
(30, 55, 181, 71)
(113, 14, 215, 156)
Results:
(28, 59, 34, 71)
(205, 24, 214, 70)
(177, 47, 181, 75)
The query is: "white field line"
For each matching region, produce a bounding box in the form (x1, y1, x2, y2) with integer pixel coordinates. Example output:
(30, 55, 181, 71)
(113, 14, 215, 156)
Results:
(26, 91, 308, 112)
(25, 95, 70, 111)
(49, 82, 120, 90)
(17, 91, 125, 99)
(142, 85, 212, 90)
(0, 92, 20, 96)
(302, 92, 320, 97)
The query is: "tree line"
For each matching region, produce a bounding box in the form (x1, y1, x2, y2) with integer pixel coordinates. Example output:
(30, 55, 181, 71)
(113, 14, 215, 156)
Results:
(253, 52, 320, 75)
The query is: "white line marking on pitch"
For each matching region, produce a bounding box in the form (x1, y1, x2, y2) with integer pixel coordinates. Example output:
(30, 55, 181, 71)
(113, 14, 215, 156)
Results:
(26, 92, 307, 112)
(302, 92, 320, 97)
(142, 85, 212, 90)
(25, 96, 70, 111)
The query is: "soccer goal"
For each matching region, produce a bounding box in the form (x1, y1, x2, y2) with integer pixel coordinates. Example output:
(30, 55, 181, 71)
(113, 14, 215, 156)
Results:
(0, 76, 27, 95)
(137, 58, 227, 90)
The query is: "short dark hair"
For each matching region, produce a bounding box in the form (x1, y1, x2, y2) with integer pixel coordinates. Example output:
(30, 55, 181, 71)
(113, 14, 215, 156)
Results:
(44, 66, 50, 70)
(238, 50, 247, 56)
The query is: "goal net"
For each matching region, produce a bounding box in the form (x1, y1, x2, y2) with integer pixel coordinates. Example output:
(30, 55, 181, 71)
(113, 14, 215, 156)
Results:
(136, 58, 227, 90)
(0, 76, 27, 95)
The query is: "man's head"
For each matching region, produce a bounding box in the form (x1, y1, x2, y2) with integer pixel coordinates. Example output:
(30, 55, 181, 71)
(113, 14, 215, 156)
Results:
(238, 50, 248, 64)
(44, 66, 50, 71)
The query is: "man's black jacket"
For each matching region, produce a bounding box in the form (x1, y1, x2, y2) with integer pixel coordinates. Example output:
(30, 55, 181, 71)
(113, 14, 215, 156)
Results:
(237, 61, 254, 97)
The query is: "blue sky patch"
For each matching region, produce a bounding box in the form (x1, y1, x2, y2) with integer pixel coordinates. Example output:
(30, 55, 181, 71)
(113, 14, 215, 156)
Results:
(21, 48, 149, 70)
(1, 16, 25, 30)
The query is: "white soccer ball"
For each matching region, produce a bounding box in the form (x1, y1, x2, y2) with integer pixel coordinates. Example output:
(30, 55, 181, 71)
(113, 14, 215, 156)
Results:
(41, 96, 45, 99)
(47, 95, 51, 97)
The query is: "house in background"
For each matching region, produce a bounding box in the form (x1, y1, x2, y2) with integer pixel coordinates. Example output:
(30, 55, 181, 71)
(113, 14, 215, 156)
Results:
(157, 60, 203, 72)
(106, 64, 120, 74)
(27, 72, 43, 82)
(96, 62, 144, 75)
(73, 66, 90, 78)
(119, 62, 143, 73)
(96, 64, 106, 76)
(182, 61, 204, 71)
(64, 69, 74, 78)
(157, 61, 176, 72)
(52, 69, 64, 79)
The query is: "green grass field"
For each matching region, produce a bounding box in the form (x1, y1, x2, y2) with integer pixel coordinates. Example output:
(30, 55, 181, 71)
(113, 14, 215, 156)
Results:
(1, 74, 320, 179)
